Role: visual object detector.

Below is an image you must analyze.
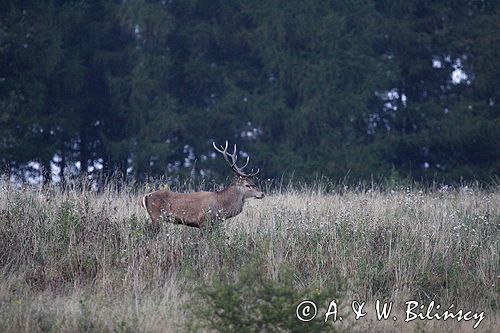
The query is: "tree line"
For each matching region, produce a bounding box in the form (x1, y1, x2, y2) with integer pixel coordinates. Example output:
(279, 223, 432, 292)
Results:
(1, 0, 499, 185)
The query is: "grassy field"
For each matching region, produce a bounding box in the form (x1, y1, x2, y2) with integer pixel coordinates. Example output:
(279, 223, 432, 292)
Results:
(0, 178, 499, 332)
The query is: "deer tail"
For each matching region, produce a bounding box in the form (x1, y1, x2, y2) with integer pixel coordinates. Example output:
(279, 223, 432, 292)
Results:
(141, 194, 149, 210)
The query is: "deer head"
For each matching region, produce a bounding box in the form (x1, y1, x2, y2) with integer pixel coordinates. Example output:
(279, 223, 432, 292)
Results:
(233, 176, 265, 199)
(213, 141, 264, 200)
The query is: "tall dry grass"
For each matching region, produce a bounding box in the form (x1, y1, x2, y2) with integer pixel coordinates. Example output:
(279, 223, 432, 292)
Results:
(0, 177, 498, 332)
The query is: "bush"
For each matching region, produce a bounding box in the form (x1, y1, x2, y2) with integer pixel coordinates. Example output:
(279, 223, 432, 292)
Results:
(188, 262, 347, 333)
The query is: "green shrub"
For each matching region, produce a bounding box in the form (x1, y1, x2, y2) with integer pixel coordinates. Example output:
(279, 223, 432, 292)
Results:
(188, 263, 347, 333)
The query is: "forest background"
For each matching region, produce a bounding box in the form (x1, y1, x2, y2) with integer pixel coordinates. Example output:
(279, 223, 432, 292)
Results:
(1, 0, 499, 185)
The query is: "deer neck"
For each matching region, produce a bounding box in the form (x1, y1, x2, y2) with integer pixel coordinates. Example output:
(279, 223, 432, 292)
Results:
(216, 185, 245, 218)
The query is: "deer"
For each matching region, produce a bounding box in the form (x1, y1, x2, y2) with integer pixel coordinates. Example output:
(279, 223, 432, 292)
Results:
(141, 141, 265, 229)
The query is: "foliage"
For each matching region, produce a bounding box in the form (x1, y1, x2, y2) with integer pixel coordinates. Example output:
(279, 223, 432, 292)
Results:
(0, 0, 498, 184)
(188, 262, 344, 333)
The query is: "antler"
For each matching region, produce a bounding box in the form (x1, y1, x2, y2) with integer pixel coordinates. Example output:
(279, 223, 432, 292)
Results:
(212, 141, 259, 177)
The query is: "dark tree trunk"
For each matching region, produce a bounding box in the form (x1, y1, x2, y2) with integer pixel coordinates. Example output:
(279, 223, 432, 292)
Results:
(80, 130, 88, 179)
(42, 160, 51, 186)
(60, 153, 66, 188)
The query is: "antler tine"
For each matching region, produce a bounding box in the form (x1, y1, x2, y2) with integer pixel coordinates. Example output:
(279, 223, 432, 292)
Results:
(213, 141, 234, 168)
(230, 144, 238, 166)
(240, 156, 249, 170)
(229, 143, 251, 170)
(212, 140, 227, 154)
(244, 167, 259, 177)
(213, 140, 259, 178)
(213, 140, 235, 167)
(250, 168, 260, 176)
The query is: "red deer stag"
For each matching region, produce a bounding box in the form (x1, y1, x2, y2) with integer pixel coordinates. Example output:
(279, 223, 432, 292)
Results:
(141, 141, 264, 228)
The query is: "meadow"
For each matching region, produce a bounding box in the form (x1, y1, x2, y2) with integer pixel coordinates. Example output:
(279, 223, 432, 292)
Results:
(0, 177, 498, 332)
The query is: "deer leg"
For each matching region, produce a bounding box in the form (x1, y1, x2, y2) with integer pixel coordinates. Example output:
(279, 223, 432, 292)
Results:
(145, 221, 160, 237)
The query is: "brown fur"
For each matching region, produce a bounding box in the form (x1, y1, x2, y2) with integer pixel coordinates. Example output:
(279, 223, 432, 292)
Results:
(142, 178, 264, 228)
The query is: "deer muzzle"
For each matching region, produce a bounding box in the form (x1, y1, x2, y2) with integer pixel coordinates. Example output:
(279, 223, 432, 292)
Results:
(255, 192, 265, 199)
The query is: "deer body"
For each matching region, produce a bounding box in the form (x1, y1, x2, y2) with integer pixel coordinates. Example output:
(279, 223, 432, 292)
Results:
(141, 141, 264, 228)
